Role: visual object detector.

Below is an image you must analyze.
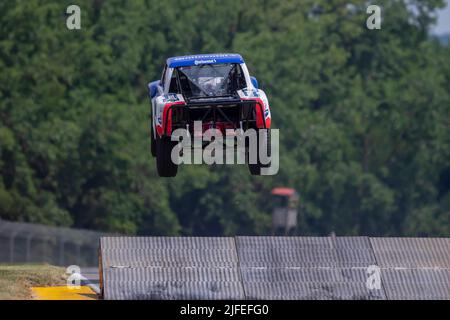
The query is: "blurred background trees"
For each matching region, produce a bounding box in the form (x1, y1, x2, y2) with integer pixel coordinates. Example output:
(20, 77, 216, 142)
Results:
(0, 0, 449, 236)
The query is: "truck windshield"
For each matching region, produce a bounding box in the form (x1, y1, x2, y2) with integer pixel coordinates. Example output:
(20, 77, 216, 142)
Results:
(176, 63, 246, 99)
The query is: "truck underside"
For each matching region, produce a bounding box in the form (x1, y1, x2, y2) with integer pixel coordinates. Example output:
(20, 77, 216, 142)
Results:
(163, 98, 266, 138)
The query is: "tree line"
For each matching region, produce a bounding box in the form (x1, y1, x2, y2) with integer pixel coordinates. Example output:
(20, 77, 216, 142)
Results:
(0, 0, 449, 236)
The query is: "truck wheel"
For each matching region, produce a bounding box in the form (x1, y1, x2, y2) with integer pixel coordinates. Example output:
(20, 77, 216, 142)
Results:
(248, 129, 271, 176)
(150, 125, 156, 157)
(156, 136, 178, 177)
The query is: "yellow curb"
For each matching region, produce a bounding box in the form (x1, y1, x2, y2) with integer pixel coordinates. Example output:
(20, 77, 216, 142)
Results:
(31, 286, 98, 300)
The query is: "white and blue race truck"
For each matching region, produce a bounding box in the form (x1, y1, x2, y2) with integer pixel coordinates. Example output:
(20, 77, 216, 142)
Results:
(148, 54, 271, 177)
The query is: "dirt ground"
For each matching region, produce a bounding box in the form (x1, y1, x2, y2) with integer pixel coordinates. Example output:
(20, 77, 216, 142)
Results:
(0, 264, 66, 300)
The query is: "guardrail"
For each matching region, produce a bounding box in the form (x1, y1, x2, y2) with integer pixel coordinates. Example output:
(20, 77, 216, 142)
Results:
(0, 219, 111, 267)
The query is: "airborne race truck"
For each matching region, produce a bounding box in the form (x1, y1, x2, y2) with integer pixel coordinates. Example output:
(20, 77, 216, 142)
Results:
(148, 53, 272, 177)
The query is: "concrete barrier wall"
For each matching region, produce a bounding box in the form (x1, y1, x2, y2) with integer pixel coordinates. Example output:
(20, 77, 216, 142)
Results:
(99, 236, 450, 300)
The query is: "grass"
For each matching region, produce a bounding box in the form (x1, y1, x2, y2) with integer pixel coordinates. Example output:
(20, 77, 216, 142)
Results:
(0, 264, 67, 300)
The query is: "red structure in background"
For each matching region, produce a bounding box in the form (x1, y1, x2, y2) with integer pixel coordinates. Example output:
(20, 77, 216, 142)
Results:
(271, 187, 296, 197)
(271, 187, 299, 235)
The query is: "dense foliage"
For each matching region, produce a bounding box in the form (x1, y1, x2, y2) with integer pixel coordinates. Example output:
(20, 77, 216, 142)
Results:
(0, 0, 449, 236)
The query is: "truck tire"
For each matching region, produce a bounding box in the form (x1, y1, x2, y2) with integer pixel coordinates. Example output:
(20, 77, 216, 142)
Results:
(156, 136, 178, 177)
(248, 129, 271, 175)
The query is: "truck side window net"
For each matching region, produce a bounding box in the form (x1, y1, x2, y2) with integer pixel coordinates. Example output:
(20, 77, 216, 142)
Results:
(168, 70, 178, 93)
